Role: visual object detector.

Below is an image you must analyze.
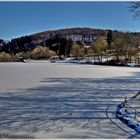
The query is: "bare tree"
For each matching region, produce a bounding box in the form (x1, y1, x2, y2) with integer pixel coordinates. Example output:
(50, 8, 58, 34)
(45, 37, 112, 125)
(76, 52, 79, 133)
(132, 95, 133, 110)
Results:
(70, 44, 84, 59)
(91, 37, 107, 63)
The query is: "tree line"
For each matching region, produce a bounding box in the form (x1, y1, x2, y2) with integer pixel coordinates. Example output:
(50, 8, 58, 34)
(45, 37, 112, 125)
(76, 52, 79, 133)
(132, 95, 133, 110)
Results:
(0, 30, 140, 65)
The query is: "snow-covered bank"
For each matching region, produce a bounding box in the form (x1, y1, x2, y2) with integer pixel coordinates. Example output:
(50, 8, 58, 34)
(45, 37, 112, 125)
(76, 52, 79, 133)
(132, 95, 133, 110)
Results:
(115, 96, 140, 135)
(0, 62, 140, 138)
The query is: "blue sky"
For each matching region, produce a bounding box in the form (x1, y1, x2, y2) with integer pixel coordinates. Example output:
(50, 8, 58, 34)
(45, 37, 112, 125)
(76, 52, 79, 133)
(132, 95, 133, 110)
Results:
(0, 2, 139, 40)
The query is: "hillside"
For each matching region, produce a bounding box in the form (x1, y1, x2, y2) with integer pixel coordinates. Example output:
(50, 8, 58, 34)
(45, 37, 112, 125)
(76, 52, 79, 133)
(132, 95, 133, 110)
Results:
(28, 27, 140, 47)
(28, 27, 109, 46)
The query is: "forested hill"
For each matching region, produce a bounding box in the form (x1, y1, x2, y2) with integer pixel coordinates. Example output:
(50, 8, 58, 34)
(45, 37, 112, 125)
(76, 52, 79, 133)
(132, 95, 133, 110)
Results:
(28, 27, 110, 47)
(1, 27, 140, 57)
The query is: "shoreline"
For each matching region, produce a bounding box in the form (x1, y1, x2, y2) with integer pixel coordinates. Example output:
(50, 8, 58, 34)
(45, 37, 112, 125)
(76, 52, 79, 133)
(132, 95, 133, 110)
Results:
(0, 59, 140, 69)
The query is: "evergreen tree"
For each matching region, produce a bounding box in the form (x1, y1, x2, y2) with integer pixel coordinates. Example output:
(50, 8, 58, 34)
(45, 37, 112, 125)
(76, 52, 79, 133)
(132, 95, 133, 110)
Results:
(106, 30, 113, 47)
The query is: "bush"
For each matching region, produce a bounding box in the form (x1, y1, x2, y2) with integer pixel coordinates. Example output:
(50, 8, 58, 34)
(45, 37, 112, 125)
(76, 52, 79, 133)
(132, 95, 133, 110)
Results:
(30, 46, 48, 59)
(47, 50, 56, 58)
(0, 52, 13, 62)
(31, 46, 56, 59)
(15, 51, 31, 60)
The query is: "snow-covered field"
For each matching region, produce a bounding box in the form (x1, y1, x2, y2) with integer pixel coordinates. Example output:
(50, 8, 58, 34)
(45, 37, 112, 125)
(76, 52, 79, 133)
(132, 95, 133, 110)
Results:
(0, 62, 140, 138)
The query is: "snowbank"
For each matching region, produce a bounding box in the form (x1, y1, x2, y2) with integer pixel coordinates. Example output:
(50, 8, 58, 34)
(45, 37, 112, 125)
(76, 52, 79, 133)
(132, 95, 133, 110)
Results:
(116, 99, 140, 133)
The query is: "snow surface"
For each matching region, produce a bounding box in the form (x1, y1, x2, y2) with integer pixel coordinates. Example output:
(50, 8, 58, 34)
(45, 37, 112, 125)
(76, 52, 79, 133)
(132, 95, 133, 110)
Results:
(0, 62, 140, 138)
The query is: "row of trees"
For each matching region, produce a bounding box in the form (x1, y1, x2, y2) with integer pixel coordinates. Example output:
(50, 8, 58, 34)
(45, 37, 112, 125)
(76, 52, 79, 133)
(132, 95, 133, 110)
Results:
(0, 46, 56, 62)
(0, 35, 73, 60)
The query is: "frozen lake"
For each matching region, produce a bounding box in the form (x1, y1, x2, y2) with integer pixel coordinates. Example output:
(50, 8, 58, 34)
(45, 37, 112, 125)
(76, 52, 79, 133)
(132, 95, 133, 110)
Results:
(0, 62, 140, 138)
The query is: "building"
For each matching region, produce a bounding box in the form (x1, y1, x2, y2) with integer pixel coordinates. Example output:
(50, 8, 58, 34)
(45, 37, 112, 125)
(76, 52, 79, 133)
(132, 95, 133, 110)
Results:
(66, 34, 97, 44)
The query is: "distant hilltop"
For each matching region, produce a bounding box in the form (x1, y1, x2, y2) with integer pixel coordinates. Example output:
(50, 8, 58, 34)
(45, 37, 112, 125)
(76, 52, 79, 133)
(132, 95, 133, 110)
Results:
(30, 27, 109, 46)
(29, 27, 140, 46)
